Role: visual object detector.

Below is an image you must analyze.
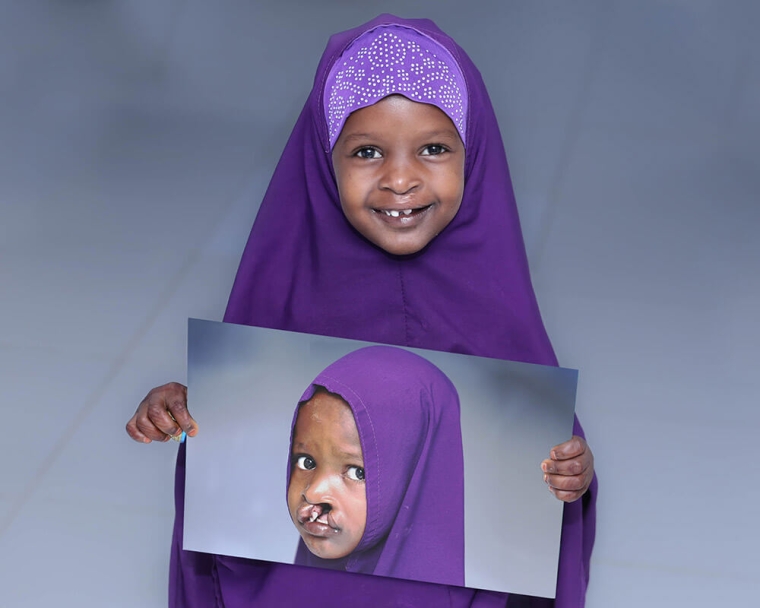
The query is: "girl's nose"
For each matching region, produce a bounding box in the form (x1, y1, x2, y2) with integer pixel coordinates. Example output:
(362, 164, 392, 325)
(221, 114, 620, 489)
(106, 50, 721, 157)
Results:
(303, 471, 335, 504)
(379, 156, 421, 195)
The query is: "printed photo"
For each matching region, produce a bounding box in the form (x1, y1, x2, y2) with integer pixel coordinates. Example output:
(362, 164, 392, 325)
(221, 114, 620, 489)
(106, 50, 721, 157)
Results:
(183, 318, 578, 598)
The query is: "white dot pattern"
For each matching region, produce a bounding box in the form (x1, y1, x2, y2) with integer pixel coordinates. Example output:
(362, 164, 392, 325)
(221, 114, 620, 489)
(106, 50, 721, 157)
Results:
(324, 25, 468, 148)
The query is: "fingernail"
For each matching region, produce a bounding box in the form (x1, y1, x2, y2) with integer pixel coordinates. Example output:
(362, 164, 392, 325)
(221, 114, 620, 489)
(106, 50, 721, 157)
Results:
(541, 462, 547, 472)
(551, 450, 558, 460)
(543, 474, 549, 484)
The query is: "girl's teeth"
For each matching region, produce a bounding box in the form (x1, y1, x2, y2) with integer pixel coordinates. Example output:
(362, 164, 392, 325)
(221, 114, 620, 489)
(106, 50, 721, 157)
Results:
(403, 209, 412, 215)
(383, 209, 413, 217)
(309, 511, 318, 523)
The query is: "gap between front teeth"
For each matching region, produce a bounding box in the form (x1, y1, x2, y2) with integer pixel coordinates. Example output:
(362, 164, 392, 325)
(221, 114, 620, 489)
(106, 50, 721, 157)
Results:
(384, 209, 413, 217)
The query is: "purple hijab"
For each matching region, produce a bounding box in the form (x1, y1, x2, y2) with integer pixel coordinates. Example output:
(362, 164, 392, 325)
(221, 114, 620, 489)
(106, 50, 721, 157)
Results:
(289, 346, 464, 586)
(170, 14, 596, 608)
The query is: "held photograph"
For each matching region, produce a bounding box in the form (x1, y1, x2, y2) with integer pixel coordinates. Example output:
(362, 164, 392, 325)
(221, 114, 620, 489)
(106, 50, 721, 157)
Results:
(183, 318, 578, 598)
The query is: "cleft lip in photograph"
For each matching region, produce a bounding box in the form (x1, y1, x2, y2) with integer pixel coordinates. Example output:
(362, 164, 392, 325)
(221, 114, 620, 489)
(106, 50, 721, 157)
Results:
(183, 318, 578, 599)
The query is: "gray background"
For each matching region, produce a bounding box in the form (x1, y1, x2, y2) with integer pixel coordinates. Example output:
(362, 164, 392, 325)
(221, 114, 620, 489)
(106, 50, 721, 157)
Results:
(0, 1, 757, 606)
(184, 319, 577, 598)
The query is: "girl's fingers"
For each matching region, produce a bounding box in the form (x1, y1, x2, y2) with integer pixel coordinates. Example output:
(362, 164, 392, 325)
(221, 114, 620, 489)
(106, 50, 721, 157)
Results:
(542, 457, 588, 476)
(126, 399, 171, 442)
(544, 472, 587, 493)
(544, 464, 594, 503)
(145, 395, 183, 437)
(542, 435, 595, 502)
(135, 408, 174, 441)
(549, 435, 587, 460)
(126, 382, 195, 443)
(544, 473, 592, 503)
(162, 383, 198, 436)
(126, 416, 152, 443)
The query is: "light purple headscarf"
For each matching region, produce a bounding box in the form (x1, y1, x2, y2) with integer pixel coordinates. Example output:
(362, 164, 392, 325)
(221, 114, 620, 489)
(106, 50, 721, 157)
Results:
(289, 346, 465, 586)
(170, 14, 596, 608)
(324, 25, 468, 147)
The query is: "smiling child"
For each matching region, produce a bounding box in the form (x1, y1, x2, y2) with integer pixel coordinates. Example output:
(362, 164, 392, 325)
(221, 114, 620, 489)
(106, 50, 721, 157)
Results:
(128, 14, 596, 608)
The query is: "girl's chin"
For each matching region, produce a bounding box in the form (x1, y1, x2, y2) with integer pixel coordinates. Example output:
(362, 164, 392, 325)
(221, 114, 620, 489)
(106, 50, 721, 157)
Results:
(370, 232, 435, 256)
(304, 543, 350, 561)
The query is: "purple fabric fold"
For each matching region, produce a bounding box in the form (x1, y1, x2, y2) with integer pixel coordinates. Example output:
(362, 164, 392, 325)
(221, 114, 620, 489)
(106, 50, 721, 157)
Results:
(170, 13, 596, 608)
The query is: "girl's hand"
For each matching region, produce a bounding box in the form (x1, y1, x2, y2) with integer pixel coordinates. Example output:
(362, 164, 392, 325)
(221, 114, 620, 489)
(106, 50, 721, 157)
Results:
(125, 382, 198, 443)
(541, 435, 594, 503)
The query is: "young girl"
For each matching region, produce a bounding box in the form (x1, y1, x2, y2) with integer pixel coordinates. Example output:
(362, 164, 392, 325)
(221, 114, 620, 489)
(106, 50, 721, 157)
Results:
(127, 14, 596, 607)
(287, 345, 465, 587)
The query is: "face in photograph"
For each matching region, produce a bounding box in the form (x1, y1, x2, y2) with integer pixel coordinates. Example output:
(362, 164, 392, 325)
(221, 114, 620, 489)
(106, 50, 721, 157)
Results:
(288, 389, 367, 559)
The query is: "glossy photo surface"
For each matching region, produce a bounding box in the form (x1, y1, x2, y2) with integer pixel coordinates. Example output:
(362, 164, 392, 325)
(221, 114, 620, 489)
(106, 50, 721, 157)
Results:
(184, 319, 578, 597)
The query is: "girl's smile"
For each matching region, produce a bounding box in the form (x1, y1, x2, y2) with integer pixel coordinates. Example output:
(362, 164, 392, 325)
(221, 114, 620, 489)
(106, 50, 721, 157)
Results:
(287, 389, 367, 560)
(332, 95, 465, 256)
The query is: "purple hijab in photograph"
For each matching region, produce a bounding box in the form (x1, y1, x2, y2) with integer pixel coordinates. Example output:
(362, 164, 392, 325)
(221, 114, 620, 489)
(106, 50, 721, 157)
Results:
(170, 13, 597, 608)
(289, 345, 464, 586)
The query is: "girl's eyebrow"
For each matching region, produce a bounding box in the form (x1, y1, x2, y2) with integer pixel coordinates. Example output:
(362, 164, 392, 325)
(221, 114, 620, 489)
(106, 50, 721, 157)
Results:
(416, 129, 460, 141)
(340, 129, 460, 145)
(291, 441, 362, 461)
(337, 447, 363, 461)
(339, 132, 380, 144)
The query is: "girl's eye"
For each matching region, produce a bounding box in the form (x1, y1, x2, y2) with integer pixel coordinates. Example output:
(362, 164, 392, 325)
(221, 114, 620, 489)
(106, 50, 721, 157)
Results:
(354, 147, 381, 160)
(421, 144, 447, 156)
(295, 455, 316, 471)
(346, 466, 365, 482)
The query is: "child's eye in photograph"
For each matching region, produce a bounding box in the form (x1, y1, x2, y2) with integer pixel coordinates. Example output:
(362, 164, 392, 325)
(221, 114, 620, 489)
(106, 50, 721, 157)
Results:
(285, 345, 465, 586)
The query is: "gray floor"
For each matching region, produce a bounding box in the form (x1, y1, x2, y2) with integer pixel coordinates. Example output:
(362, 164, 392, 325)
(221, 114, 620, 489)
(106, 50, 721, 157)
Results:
(1, 1, 758, 606)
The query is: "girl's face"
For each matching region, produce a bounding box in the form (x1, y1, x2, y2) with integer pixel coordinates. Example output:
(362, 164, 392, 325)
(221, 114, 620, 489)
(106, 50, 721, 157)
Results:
(332, 95, 465, 256)
(287, 390, 367, 560)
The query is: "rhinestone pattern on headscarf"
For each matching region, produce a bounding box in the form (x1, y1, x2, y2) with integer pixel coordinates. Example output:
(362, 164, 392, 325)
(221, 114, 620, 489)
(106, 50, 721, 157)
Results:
(324, 25, 468, 149)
